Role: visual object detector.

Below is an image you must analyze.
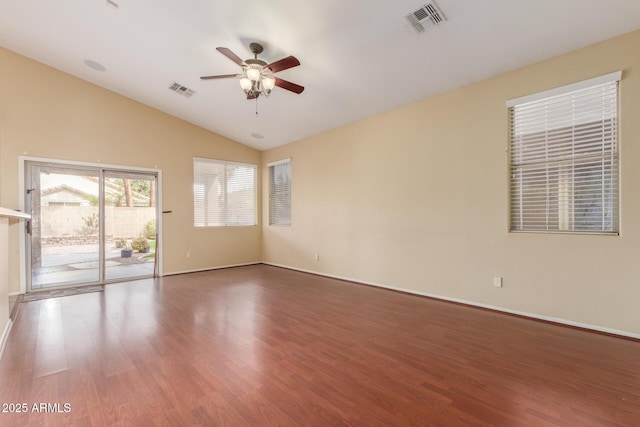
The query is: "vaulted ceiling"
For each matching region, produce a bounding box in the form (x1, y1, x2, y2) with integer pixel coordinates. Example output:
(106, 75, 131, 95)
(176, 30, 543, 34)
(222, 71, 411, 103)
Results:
(1, 0, 639, 150)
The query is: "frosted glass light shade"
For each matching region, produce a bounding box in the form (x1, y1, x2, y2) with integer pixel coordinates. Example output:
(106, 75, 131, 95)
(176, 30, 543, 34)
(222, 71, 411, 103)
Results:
(263, 77, 275, 91)
(247, 67, 261, 82)
(240, 78, 252, 91)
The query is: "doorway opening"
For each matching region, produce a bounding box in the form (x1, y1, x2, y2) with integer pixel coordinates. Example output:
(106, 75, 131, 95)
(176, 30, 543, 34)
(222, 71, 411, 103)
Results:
(24, 160, 160, 291)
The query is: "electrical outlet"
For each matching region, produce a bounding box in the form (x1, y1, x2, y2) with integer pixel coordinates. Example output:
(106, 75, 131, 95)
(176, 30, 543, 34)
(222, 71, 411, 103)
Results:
(186, 252, 191, 259)
(493, 276, 503, 288)
(315, 253, 319, 261)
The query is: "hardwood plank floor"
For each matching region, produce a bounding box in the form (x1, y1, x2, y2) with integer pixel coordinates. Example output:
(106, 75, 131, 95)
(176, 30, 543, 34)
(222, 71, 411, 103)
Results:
(0, 264, 639, 426)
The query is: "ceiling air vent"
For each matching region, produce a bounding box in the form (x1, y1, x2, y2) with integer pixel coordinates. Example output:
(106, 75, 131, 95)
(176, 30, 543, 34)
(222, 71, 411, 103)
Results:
(406, 2, 447, 33)
(168, 82, 195, 98)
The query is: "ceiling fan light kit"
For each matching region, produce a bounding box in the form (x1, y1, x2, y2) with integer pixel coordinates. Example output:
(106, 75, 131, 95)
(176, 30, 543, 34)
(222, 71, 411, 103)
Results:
(201, 42, 304, 102)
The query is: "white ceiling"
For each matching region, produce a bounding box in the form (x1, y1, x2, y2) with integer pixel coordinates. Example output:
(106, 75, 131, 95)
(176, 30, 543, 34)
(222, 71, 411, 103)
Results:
(1, 1, 640, 150)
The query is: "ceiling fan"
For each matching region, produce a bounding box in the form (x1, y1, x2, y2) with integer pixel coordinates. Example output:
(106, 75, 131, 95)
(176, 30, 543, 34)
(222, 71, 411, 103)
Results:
(201, 42, 304, 100)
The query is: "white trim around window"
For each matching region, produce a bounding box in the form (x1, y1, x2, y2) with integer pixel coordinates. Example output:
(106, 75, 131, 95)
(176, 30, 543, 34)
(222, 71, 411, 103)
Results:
(506, 71, 622, 107)
(507, 72, 621, 234)
(193, 157, 257, 227)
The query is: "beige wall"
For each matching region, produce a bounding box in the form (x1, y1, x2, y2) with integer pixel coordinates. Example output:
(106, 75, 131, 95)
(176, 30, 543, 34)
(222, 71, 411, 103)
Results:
(2, 30, 640, 336)
(262, 30, 640, 336)
(0, 47, 262, 292)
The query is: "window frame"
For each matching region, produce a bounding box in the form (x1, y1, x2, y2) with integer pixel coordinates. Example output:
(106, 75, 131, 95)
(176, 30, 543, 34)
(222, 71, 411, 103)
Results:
(506, 71, 621, 235)
(267, 158, 292, 226)
(193, 157, 257, 228)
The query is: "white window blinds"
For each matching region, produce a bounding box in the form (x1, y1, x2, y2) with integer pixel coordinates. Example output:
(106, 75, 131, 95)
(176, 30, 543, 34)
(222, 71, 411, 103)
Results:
(507, 72, 620, 233)
(268, 159, 291, 226)
(193, 158, 257, 227)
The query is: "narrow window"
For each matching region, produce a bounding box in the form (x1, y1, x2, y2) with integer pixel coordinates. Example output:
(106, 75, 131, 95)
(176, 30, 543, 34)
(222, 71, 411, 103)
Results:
(268, 159, 291, 226)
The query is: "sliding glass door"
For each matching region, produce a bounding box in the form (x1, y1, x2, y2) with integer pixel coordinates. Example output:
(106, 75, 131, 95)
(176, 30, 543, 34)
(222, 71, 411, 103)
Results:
(28, 165, 101, 289)
(103, 171, 157, 281)
(25, 161, 159, 291)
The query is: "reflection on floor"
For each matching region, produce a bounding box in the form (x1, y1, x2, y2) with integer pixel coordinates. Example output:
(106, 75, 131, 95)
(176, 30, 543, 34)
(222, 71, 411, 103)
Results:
(1, 265, 639, 426)
(8, 294, 21, 321)
(22, 285, 105, 302)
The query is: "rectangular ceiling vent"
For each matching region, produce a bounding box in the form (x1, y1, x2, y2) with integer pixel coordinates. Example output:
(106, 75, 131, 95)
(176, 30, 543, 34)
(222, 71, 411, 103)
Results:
(406, 2, 447, 33)
(169, 82, 195, 98)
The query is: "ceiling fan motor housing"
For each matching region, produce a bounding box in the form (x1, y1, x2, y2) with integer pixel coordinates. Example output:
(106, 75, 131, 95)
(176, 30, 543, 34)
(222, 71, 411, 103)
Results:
(249, 42, 264, 55)
(246, 59, 267, 67)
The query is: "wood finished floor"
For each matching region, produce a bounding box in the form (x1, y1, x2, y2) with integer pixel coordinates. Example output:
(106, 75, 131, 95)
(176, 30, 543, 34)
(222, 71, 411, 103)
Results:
(0, 264, 639, 426)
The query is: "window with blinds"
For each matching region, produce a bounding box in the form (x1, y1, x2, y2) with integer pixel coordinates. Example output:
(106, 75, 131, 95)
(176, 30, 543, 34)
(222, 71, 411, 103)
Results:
(193, 158, 257, 227)
(268, 159, 291, 226)
(507, 72, 620, 234)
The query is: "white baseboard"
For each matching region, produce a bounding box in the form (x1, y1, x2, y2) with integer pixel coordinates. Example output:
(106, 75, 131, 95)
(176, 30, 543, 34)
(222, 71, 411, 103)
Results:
(263, 262, 640, 340)
(163, 262, 261, 277)
(0, 319, 13, 360)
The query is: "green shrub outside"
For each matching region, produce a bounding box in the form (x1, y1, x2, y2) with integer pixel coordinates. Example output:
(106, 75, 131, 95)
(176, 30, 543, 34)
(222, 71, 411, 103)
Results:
(132, 237, 149, 252)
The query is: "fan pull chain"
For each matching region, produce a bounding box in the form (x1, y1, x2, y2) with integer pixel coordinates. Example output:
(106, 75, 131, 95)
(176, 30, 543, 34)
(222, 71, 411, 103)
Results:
(255, 97, 259, 117)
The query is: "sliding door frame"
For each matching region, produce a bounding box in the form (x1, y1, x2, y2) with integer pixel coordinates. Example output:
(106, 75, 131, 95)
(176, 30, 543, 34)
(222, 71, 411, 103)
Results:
(18, 156, 163, 294)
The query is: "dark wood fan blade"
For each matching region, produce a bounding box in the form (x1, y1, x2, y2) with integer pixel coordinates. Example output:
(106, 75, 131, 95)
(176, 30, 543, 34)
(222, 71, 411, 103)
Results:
(216, 47, 245, 66)
(265, 56, 300, 73)
(274, 77, 304, 94)
(200, 74, 241, 80)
